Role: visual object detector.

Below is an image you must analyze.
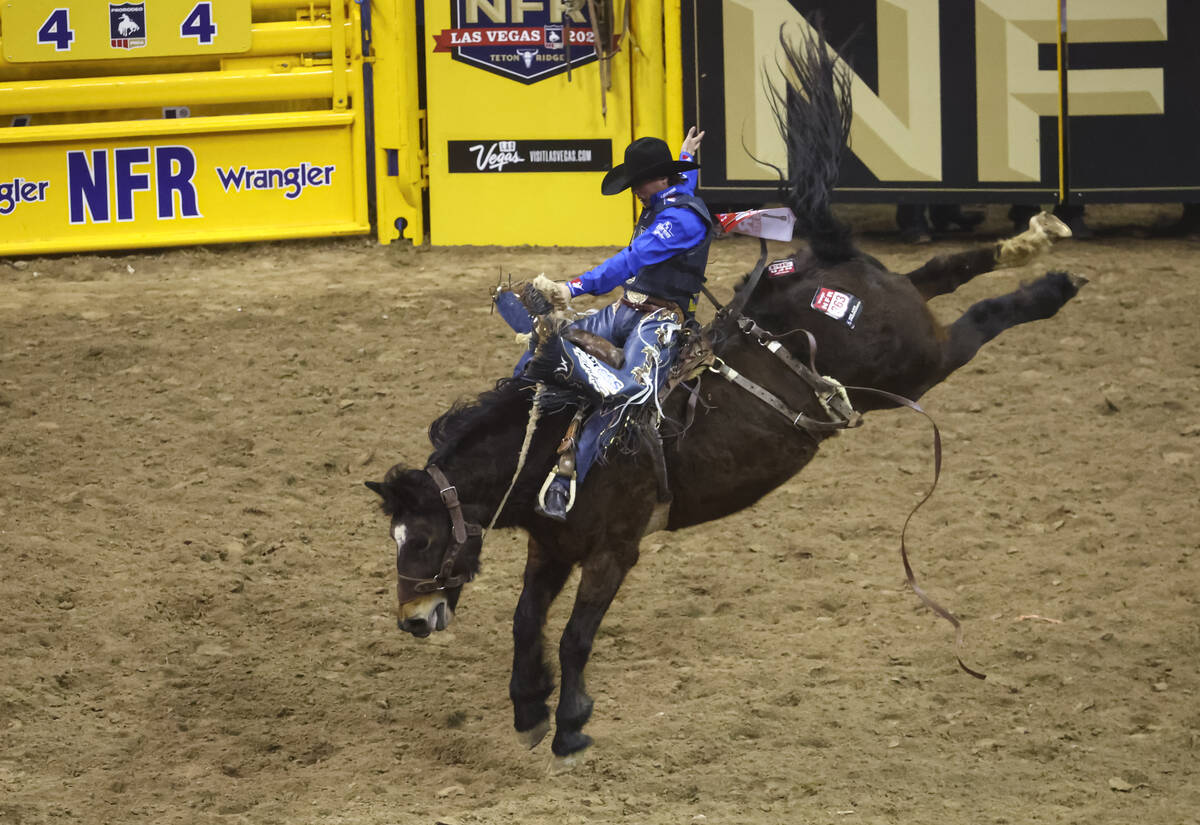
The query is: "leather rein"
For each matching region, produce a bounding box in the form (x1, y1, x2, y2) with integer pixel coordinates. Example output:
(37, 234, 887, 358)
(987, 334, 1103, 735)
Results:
(702, 238, 985, 680)
(395, 463, 483, 594)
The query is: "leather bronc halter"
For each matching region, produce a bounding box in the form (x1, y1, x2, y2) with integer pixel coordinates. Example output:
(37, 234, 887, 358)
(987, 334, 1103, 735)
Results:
(395, 464, 482, 594)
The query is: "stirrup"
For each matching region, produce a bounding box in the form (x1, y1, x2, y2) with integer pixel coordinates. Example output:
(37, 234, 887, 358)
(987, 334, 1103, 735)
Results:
(536, 472, 576, 520)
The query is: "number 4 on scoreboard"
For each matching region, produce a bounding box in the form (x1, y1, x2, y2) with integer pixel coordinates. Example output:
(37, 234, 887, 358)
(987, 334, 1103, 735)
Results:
(180, 2, 218, 45)
(37, 8, 76, 52)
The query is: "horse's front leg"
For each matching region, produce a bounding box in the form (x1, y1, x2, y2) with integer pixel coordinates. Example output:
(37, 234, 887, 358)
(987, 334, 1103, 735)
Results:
(552, 546, 635, 758)
(509, 536, 573, 748)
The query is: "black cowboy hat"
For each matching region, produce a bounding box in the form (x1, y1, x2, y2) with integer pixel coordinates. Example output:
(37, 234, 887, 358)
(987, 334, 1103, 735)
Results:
(600, 137, 700, 196)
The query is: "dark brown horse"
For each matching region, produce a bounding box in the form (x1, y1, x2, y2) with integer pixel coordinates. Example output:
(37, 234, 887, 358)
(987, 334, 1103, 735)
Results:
(365, 27, 1084, 762)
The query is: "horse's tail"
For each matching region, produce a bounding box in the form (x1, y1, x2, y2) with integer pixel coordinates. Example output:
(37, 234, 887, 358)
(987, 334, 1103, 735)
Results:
(766, 21, 857, 263)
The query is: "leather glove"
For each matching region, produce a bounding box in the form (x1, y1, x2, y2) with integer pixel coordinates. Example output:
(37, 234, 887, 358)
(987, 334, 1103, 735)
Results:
(532, 274, 572, 311)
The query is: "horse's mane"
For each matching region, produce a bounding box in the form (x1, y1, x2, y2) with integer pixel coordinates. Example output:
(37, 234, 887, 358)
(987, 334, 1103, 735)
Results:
(427, 376, 533, 465)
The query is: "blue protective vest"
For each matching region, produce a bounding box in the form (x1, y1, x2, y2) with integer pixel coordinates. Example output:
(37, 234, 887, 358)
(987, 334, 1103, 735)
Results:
(625, 192, 713, 314)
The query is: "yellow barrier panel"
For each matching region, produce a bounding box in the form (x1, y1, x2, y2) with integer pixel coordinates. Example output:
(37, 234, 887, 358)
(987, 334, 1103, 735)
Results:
(1, 0, 252, 63)
(0, 0, 381, 255)
(1, 113, 363, 255)
(422, 0, 635, 246)
(0, 1, 681, 253)
(368, 0, 426, 245)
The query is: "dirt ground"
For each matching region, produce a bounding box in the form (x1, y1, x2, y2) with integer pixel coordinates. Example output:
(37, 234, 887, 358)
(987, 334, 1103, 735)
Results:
(2, 204, 1198, 825)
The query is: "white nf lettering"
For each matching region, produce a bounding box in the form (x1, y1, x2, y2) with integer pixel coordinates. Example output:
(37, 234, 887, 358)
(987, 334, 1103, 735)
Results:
(67, 146, 202, 224)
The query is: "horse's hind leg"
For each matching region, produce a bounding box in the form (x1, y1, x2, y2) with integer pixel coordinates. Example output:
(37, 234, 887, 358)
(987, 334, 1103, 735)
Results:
(509, 537, 573, 748)
(905, 213, 1072, 300)
(931, 270, 1087, 386)
(904, 247, 999, 300)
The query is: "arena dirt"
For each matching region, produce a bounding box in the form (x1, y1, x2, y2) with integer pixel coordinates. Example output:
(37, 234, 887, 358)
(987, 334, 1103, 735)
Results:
(2, 205, 1198, 824)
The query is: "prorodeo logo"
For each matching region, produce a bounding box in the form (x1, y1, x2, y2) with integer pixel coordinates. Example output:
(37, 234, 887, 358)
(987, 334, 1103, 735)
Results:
(433, 1, 600, 84)
(110, 3, 147, 50)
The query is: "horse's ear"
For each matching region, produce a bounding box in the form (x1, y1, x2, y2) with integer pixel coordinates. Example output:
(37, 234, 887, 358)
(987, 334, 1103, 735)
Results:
(364, 480, 384, 498)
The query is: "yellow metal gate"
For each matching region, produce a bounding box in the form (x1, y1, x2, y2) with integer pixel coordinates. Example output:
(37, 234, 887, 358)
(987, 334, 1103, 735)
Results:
(0, 0, 424, 255)
(422, 0, 682, 246)
(0, 1, 680, 254)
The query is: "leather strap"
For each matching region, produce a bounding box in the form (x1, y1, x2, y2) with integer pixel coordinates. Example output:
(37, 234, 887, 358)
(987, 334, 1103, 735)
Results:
(402, 464, 481, 593)
(709, 237, 769, 321)
(620, 292, 684, 321)
(426, 463, 469, 545)
(713, 362, 853, 435)
(838, 385, 986, 681)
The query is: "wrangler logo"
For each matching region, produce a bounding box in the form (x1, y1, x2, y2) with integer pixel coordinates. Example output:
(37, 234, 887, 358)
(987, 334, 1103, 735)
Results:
(0, 178, 50, 216)
(215, 163, 336, 199)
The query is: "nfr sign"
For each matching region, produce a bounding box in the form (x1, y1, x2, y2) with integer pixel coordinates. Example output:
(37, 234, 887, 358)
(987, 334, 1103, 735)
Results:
(433, 0, 600, 84)
(683, 0, 1200, 204)
(67, 146, 201, 223)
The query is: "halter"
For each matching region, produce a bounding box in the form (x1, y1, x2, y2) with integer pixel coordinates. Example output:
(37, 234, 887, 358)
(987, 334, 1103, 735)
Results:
(396, 464, 482, 594)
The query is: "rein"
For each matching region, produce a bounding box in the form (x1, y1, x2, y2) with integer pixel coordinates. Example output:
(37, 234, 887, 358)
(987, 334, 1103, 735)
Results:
(700, 242, 985, 679)
(397, 464, 483, 594)
(836, 384, 986, 680)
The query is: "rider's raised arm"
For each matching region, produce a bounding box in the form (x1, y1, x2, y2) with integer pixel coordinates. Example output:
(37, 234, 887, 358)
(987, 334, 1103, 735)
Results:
(678, 126, 704, 194)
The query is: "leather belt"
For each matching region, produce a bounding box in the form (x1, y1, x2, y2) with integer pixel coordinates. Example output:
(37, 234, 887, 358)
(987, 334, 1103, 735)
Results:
(620, 290, 683, 321)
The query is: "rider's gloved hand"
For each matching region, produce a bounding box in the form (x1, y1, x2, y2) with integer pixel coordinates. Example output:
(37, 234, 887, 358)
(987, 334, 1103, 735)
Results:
(532, 274, 572, 311)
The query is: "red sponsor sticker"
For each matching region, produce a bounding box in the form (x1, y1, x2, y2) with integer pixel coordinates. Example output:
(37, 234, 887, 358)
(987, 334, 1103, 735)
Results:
(811, 287, 863, 328)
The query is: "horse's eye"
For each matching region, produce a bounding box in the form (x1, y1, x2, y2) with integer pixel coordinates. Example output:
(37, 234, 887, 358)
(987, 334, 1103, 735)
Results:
(392, 525, 433, 554)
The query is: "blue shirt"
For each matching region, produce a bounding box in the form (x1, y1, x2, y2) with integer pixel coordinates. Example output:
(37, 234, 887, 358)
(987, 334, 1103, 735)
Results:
(567, 153, 706, 298)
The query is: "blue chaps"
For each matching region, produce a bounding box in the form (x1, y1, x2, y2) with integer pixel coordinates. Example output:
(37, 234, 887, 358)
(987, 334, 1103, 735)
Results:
(562, 301, 681, 485)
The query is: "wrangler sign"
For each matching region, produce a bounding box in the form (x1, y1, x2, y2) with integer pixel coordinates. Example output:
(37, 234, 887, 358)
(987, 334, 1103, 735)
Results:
(1, 115, 364, 255)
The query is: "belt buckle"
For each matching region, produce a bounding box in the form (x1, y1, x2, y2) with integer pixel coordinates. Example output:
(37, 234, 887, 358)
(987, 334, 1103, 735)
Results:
(624, 289, 648, 304)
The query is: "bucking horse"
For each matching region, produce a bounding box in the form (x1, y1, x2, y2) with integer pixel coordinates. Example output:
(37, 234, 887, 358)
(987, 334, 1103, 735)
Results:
(365, 25, 1085, 763)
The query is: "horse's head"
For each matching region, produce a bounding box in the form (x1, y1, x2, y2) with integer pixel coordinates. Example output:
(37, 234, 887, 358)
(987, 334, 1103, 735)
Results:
(364, 464, 482, 638)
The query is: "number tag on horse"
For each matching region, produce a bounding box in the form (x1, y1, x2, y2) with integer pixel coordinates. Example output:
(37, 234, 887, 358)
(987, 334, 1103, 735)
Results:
(811, 287, 863, 328)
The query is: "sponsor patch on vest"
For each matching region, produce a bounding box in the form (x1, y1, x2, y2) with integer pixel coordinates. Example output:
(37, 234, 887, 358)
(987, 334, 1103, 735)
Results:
(811, 287, 863, 328)
(766, 258, 796, 278)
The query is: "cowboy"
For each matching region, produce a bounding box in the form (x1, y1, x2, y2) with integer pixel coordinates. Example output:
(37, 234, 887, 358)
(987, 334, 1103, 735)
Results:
(530, 127, 713, 521)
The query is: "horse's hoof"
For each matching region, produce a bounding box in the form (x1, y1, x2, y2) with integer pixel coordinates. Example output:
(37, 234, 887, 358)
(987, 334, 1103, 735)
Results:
(550, 729, 593, 759)
(515, 718, 550, 750)
(1032, 211, 1072, 240)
